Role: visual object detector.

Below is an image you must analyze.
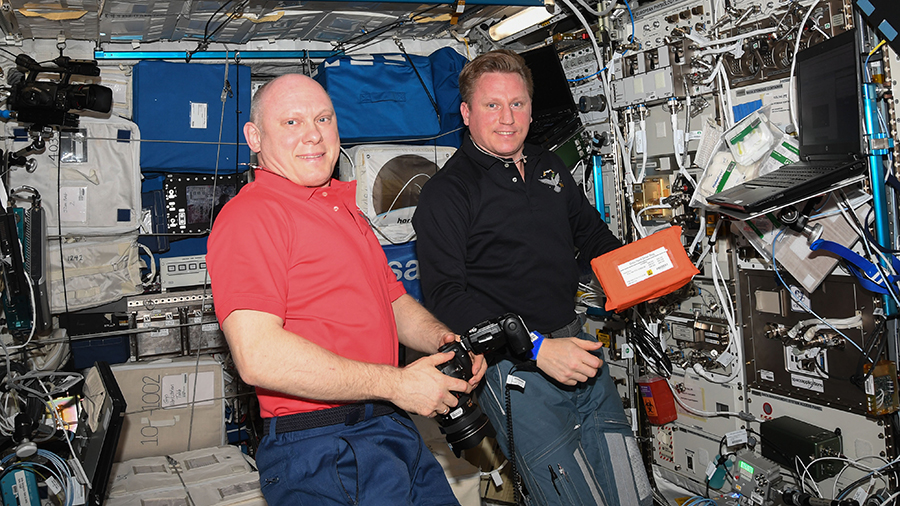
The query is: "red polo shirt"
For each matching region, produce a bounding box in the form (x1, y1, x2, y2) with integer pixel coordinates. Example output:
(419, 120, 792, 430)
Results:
(208, 169, 405, 417)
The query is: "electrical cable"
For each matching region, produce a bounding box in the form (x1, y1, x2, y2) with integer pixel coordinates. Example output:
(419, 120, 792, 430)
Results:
(788, 0, 822, 132)
(622, 0, 636, 47)
(705, 434, 732, 499)
(852, 314, 891, 390)
(864, 207, 900, 254)
(503, 363, 529, 506)
(638, 109, 649, 181)
(829, 455, 890, 501)
(0, 47, 19, 59)
(864, 40, 886, 82)
(835, 456, 900, 500)
(575, 0, 615, 18)
(691, 222, 744, 385)
(771, 227, 866, 354)
(40, 383, 87, 495)
(636, 204, 672, 219)
(567, 68, 606, 83)
(367, 172, 434, 245)
(338, 4, 442, 56)
(203, 0, 236, 43)
(54, 131, 70, 319)
(688, 214, 706, 256)
(835, 193, 900, 309)
(559, 0, 634, 195)
(882, 490, 900, 505)
(801, 455, 891, 500)
(795, 455, 822, 496)
(628, 316, 673, 378)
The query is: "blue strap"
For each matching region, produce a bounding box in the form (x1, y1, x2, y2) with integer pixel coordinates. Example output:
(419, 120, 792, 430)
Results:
(809, 239, 900, 294)
(529, 331, 545, 361)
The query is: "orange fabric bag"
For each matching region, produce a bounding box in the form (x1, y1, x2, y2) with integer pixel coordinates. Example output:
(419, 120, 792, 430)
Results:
(591, 226, 699, 312)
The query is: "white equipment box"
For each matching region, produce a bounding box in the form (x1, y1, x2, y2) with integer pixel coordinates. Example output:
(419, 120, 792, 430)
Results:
(111, 357, 226, 461)
(160, 254, 209, 291)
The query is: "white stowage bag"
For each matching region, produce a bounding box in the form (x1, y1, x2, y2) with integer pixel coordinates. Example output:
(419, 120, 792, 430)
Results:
(47, 234, 142, 313)
(6, 114, 141, 235)
(6, 115, 143, 311)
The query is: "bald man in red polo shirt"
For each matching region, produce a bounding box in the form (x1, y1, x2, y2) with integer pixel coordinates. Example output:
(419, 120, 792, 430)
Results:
(207, 74, 485, 506)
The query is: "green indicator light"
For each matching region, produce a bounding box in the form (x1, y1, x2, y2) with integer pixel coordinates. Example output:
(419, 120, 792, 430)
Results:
(739, 461, 754, 474)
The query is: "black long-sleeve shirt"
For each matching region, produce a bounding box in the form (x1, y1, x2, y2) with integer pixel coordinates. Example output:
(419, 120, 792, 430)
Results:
(413, 136, 621, 335)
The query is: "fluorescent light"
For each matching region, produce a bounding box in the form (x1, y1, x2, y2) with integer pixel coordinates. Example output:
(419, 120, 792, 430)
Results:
(488, 4, 557, 41)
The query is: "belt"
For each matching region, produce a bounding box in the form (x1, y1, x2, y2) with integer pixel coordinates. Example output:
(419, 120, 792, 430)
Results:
(543, 317, 583, 339)
(263, 402, 396, 436)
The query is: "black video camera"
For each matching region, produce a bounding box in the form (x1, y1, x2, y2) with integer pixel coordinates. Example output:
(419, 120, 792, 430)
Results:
(7, 54, 112, 131)
(436, 313, 533, 456)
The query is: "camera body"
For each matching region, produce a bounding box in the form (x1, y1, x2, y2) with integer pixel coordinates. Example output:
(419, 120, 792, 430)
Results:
(436, 313, 533, 455)
(7, 54, 112, 131)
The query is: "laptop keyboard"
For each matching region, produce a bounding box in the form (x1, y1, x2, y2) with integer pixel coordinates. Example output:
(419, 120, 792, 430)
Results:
(746, 166, 838, 188)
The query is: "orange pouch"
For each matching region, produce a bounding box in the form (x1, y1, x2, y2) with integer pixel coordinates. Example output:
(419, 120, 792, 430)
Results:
(591, 226, 699, 312)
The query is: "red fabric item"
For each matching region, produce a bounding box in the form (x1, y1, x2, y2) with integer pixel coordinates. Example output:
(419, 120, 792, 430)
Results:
(591, 226, 699, 312)
(208, 170, 405, 417)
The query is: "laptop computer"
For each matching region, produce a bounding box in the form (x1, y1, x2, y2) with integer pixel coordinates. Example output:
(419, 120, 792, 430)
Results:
(72, 361, 127, 506)
(521, 45, 583, 151)
(706, 29, 866, 216)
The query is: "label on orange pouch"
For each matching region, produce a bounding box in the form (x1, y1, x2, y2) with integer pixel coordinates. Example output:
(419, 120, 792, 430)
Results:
(617, 246, 674, 286)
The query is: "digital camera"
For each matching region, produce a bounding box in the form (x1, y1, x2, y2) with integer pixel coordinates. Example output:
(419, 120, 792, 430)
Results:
(436, 313, 533, 455)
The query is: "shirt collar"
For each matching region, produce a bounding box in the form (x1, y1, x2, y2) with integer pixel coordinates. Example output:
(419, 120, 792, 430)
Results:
(460, 134, 541, 172)
(254, 168, 354, 202)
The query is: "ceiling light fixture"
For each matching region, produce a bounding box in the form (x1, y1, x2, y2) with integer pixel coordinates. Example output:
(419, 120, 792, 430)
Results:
(488, 2, 559, 41)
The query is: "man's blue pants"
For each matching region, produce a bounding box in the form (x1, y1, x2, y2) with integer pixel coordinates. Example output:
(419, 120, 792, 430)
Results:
(479, 340, 653, 506)
(256, 411, 460, 505)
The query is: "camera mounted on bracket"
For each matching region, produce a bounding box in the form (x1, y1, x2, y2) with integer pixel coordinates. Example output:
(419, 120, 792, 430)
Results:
(436, 313, 533, 456)
(3, 54, 112, 171)
(7, 54, 112, 131)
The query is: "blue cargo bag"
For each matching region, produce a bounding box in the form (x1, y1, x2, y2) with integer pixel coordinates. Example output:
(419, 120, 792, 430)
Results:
(315, 50, 465, 145)
(133, 61, 251, 173)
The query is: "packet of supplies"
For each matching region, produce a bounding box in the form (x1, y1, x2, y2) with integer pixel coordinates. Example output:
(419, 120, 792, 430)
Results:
(692, 150, 759, 207)
(691, 107, 787, 208)
(757, 133, 800, 177)
(725, 110, 778, 165)
(591, 226, 699, 313)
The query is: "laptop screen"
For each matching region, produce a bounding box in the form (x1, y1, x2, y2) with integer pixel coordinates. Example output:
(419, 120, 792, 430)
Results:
(521, 45, 578, 134)
(796, 29, 863, 159)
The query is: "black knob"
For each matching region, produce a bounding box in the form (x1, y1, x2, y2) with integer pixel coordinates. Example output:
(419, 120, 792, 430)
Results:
(578, 95, 606, 113)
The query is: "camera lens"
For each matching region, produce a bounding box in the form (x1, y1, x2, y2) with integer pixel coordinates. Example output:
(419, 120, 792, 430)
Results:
(437, 393, 496, 457)
(435, 342, 496, 455)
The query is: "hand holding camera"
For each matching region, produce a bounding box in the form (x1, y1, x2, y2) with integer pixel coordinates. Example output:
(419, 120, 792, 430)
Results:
(435, 313, 534, 456)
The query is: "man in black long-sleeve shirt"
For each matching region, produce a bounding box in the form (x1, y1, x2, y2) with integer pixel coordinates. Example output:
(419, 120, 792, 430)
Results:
(414, 49, 652, 506)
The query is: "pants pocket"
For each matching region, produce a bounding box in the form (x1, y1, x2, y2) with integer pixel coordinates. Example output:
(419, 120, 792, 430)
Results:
(258, 457, 307, 506)
(336, 437, 360, 504)
(555, 462, 587, 506)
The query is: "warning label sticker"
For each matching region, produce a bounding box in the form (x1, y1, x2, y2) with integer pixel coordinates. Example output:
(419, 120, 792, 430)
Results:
(617, 247, 674, 287)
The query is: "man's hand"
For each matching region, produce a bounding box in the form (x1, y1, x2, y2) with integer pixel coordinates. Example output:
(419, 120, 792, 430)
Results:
(535, 338, 604, 386)
(439, 333, 488, 392)
(468, 352, 488, 389)
(392, 351, 472, 418)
